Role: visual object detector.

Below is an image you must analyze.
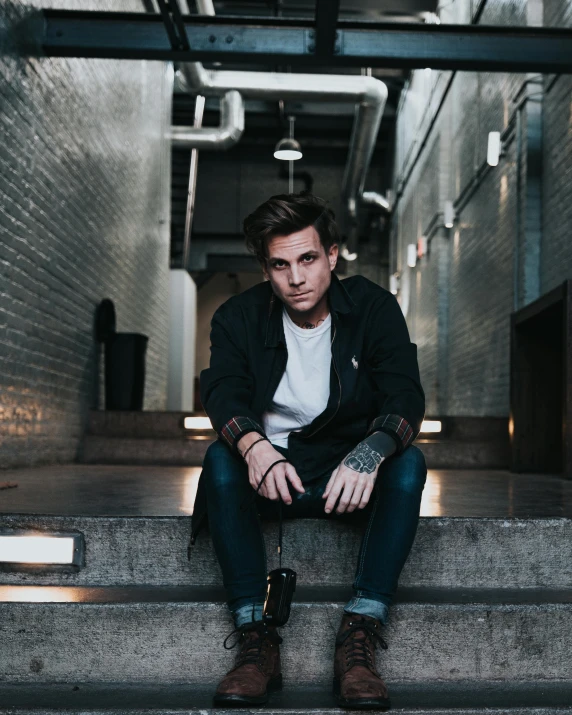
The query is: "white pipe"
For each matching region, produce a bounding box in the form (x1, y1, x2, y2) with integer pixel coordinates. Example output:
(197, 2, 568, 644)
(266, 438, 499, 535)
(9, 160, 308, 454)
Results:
(181, 0, 389, 256)
(169, 90, 244, 150)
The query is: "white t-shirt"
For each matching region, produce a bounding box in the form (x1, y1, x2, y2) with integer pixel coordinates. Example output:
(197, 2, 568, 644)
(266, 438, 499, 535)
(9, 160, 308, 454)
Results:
(261, 305, 332, 448)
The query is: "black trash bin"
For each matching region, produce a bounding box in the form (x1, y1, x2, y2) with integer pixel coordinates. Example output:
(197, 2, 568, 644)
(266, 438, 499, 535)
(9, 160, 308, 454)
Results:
(104, 333, 148, 410)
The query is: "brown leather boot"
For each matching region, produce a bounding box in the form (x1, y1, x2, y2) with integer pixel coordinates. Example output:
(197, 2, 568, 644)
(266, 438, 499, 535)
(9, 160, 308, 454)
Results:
(333, 612, 391, 710)
(213, 620, 283, 706)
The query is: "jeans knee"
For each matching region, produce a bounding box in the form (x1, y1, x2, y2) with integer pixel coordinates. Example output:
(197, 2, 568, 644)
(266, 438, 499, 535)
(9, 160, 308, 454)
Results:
(382, 444, 427, 495)
(202, 439, 245, 497)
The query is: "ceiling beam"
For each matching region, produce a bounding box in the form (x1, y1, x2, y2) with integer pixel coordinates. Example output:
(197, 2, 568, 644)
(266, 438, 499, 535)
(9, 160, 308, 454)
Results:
(314, 0, 340, 57)
(35, 10, 572, 73)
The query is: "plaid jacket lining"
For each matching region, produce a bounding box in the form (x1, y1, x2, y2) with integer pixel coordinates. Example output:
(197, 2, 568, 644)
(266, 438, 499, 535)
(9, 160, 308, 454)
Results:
(366, 413, 414, 455)
(220, 415, 266, 453)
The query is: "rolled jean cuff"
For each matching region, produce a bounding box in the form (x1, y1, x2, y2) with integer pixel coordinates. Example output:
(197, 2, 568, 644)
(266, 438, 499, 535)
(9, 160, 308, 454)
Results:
(344, 596, 389, 625)
(232, 601, 265, 628)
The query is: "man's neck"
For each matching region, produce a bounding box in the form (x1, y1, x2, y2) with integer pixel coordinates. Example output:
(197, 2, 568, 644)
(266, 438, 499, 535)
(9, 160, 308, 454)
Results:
(284, 295, 330, 330)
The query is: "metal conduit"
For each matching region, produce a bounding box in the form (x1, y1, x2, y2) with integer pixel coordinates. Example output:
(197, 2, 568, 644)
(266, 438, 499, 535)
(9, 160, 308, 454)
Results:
(169, 90, 244, 149)
(177, 0, 389, 256)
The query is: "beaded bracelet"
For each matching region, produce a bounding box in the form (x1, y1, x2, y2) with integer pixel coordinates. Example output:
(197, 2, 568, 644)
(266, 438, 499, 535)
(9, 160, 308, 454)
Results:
(241, 435, 268, 460)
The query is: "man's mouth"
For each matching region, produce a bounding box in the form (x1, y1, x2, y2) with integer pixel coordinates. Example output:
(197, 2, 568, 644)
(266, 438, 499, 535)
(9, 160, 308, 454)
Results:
(291, 291, 310, 298)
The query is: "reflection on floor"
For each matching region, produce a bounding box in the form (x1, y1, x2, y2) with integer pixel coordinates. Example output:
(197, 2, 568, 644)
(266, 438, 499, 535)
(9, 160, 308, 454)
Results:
(1, 464, 571, 518)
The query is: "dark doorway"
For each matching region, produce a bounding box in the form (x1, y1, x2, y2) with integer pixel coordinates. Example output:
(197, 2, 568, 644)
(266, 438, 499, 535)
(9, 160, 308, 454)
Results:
(510, 280, 571, 478)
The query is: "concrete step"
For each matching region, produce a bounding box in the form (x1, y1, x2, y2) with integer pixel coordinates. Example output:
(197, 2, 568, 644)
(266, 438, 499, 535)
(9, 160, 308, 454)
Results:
(80, 435, 210, 466)
(82, 413, 510, 469)
(1, 515, 570, 589)
(86, 411, 212, 439)
(80, 434, 509, 469)
(0, 680, 571, 713)
(0, 585, 570, 684)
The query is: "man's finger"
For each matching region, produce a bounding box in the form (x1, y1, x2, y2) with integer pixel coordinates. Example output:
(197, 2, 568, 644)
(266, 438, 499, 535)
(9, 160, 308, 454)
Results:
(323, 467, 338, 499)
(264, 471, 280, 501)
(347, 479, 366, 513)
(274, 468, 292, 504)
(358, 483, 374, 510)
(336, 481, 357, 514)
(285, 464, 305, 493)
(324, 474, 344, 513)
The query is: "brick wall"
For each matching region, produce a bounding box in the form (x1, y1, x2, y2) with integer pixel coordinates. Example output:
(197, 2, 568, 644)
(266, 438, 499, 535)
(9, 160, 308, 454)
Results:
(542, 1, 572, 293)
(0, 1, 172, 467)
(390, 0, 539, 419)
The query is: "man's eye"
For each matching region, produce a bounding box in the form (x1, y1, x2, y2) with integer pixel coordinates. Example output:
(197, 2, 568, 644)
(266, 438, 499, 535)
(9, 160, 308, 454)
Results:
(303, 255, 314, 261)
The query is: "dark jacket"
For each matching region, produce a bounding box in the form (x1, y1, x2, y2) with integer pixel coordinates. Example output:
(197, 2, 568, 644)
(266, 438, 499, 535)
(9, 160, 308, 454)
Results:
(188, 271, 425, 547)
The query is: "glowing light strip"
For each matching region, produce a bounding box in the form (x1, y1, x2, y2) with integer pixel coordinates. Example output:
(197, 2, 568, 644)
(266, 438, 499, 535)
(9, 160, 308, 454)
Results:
(183, 416, 212, 430)
(420, 420, 442, 433)
(0, 536, 75, 564)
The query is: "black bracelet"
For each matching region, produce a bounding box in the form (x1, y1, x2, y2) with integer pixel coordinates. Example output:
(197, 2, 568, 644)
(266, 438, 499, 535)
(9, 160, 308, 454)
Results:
(241, 436, 268, 460)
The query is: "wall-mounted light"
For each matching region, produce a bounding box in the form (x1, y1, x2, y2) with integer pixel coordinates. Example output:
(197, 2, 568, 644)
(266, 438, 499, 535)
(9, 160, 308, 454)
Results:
(443, 200, 455, 229)
(340, 245, 358, 261)
(487, 131, 504, 167)
(417, 235, 427, 258)
(389, 272, 400, 295)
(274, 115, 302, 161)
(407, 243, 417, 268)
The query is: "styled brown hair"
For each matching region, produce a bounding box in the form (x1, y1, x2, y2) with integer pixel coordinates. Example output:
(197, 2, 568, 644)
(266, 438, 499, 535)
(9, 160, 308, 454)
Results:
(243, 192, 340, 265)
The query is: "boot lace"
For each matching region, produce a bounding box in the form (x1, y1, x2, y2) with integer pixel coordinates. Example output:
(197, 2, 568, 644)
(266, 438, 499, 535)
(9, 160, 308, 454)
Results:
(337, 616, 388, 671)
(223, 621, 283, 669)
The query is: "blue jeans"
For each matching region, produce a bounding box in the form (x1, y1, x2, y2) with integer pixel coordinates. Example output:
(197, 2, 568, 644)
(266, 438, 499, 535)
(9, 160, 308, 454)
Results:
(202, 439, 427, 625)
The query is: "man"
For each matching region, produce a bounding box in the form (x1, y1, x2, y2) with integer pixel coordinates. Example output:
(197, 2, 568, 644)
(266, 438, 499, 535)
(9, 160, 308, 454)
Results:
(189, 192, 427, 709)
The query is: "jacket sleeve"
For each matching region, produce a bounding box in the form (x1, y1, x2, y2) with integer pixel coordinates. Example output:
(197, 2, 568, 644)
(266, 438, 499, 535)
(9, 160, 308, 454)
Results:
(363, 292, 425, 455)
(200, 305, 267, 454)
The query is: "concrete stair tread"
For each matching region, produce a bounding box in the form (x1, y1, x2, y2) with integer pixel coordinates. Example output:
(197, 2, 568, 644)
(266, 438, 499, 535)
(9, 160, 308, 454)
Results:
(2, 584, 572, 605)
(0, 680, 571, 711)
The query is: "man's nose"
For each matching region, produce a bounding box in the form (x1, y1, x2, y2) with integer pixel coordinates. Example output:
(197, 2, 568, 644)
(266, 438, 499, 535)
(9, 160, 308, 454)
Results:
(289, 265, 305, 286)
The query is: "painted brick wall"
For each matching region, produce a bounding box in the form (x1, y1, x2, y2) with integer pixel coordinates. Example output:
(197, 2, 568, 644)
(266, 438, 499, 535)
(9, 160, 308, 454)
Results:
(542, 1, 572, 293)
(0, 1, 172, 467)
(392, 0, 528, 418)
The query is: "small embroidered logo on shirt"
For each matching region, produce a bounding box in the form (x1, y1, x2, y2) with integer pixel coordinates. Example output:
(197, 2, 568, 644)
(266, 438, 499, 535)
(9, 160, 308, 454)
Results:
(352, 355, 358, 370)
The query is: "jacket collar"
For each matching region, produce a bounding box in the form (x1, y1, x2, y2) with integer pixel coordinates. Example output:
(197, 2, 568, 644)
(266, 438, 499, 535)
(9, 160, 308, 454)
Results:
(264, 271, 356, 347)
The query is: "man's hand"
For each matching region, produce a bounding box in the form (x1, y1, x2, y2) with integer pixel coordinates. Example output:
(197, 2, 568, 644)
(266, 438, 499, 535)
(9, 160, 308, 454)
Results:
(238, 435, 305, 504)
(322, 441, 384, 514)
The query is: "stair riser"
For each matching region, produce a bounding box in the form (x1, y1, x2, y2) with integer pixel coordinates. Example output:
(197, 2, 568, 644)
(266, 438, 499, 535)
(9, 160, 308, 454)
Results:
(0, 602, 570, 684)
(1, 516, 570, 589)
(80, 437, 209, 466)
(80, 436, 509, 469)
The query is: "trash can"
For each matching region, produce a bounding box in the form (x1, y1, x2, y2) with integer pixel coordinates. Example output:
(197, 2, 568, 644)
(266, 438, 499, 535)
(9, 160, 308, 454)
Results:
(104, 333, 148, 411)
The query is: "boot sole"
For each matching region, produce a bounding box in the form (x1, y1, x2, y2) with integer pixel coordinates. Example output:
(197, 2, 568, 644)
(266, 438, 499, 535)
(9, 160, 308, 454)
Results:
(213, 673, 283, 707)
(333, 677, 391, 710)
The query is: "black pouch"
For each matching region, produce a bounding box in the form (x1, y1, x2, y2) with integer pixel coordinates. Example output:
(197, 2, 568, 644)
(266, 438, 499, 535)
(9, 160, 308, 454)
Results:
(263, 567, 297, 626)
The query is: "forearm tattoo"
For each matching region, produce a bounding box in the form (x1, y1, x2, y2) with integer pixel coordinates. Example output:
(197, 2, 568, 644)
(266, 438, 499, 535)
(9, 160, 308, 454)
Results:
(344, 441, 383, 474)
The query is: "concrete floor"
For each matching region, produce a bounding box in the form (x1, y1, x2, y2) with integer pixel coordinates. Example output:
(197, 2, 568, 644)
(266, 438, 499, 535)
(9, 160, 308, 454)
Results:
(0, 464, 571, 517)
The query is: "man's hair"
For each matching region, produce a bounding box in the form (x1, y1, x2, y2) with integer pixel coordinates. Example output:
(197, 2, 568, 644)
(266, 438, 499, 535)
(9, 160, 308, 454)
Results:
(243, 192, 340, 265)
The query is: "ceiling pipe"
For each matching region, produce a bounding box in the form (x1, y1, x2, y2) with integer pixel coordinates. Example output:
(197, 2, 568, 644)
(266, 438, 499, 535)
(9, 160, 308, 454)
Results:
(169, 89, 244, 149)
(178, 0, 389, 258)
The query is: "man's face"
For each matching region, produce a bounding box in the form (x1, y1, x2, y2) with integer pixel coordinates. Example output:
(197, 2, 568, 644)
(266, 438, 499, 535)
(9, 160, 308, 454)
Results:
(261, 224, 338, 315)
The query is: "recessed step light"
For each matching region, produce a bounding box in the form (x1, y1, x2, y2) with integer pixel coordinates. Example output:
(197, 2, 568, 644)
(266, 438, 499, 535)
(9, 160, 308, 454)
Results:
(0, 531, 84, 569)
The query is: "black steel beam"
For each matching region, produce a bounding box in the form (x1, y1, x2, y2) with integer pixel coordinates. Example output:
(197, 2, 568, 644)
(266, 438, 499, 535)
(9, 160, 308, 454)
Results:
(32, 9, 572, 73)
(314, 0, 341, 57)
(156, 0, 190, 51)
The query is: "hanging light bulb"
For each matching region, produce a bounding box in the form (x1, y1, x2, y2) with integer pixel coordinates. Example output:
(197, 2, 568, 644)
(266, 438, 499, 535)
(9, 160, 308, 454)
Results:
(274, 115, 303, 161)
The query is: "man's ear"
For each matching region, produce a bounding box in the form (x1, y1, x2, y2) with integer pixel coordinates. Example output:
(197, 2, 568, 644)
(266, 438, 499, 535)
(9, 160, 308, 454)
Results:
(329, 243, 338, 270)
